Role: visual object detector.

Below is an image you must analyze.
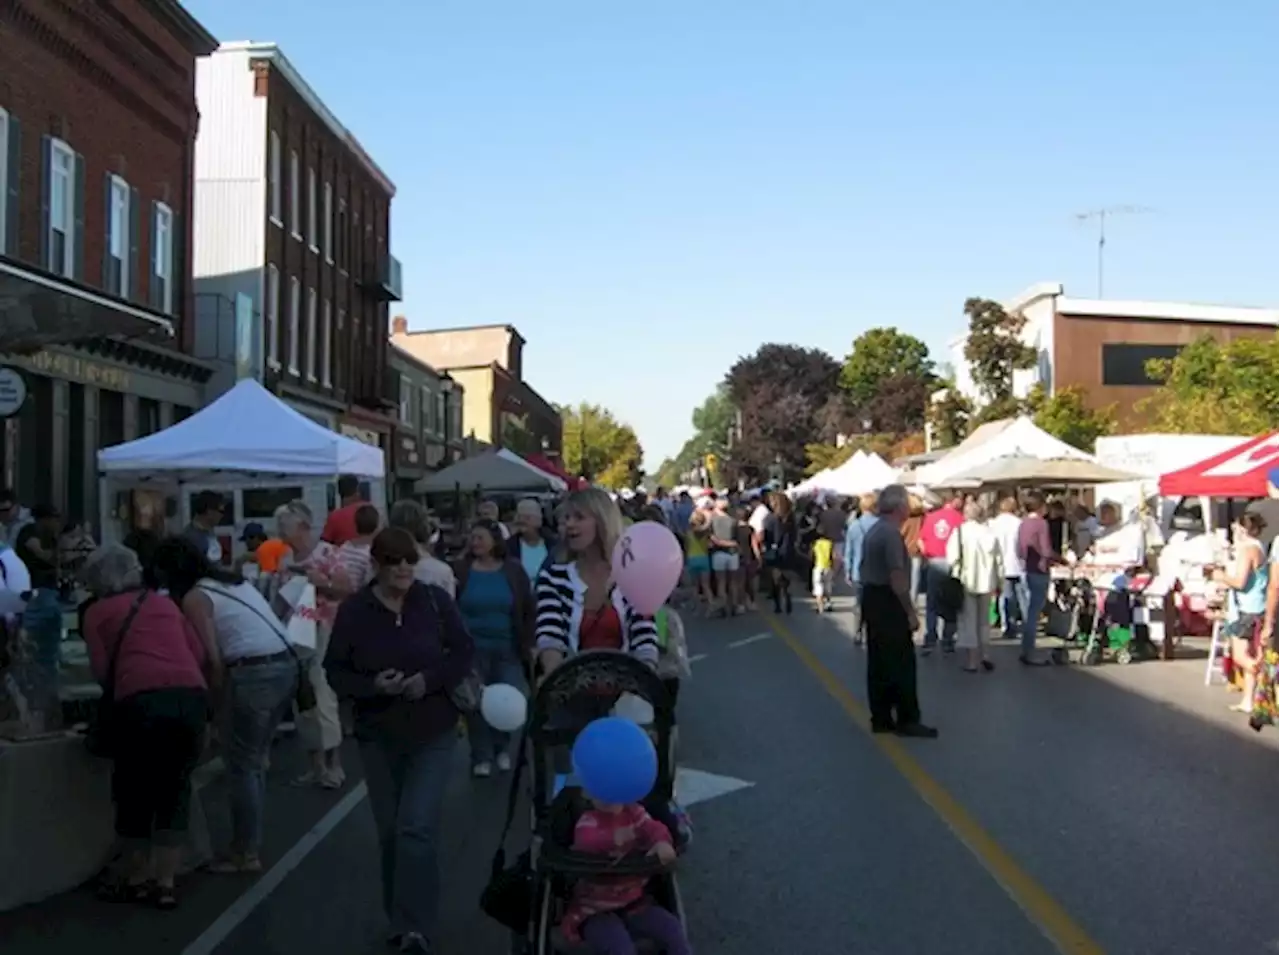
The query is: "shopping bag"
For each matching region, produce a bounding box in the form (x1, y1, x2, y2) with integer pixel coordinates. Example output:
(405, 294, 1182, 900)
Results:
(280, 579, 319, 651)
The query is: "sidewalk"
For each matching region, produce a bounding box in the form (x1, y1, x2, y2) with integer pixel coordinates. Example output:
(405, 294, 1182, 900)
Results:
(0, 731, 521, 954)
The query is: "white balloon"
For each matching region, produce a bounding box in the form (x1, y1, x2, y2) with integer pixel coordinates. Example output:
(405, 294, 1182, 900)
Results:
(612, 692, 655, 726)
(480, 683, 528, 732)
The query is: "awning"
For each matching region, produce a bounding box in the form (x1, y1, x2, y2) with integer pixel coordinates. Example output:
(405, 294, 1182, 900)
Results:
(0, 258, 174, 353)
(1158, 432, 1280, 499)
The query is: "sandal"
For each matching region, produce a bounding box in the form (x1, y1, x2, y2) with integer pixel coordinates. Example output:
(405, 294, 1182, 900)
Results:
(206, 854, 263, 874)
(96, 879, 152, 904)
(290, 769, 325, 788)
(152, 884, 179, 910)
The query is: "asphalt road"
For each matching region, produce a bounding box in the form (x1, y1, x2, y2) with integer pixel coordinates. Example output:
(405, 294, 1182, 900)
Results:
(3, 590, 1276, 955)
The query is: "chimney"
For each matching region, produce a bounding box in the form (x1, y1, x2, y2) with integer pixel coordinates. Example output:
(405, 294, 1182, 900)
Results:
(391, 315, 408, 336)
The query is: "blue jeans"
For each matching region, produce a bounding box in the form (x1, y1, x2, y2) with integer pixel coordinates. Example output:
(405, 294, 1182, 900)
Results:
(1000, 576, 1028, 637)
(361, 733, 457, 941)
(463, 644, 526, 766)
(1022, 573, 1051, 657)
(223, 658, 297, 854)
(924, 559, 957, 648)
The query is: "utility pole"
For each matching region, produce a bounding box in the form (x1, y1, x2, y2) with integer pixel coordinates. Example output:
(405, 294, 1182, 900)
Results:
(1074, 205, 1151, 298)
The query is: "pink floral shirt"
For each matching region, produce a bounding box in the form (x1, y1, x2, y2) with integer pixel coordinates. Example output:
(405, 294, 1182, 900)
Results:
(279, 540, 343, 627)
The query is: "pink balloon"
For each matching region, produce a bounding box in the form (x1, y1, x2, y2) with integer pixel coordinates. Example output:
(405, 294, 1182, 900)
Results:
(611, 521, 683, 616)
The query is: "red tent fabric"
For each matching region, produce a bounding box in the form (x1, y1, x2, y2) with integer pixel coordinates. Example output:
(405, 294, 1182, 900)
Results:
(1158, 432, 1279, 499)
(525, 453, 585, 490)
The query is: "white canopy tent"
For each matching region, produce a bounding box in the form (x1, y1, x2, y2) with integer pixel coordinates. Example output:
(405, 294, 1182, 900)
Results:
(915, 415, 1093, 488)
(787, 464, 841, 499)
(97, 379, 386, 482)
(823, 451, 899, 496)
(416, 448, 567, 494)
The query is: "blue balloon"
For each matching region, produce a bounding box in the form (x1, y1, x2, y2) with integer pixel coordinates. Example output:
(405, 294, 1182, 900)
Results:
(571, 717, 658, 805)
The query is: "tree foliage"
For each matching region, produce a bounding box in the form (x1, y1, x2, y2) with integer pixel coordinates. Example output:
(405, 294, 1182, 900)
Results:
(725, 344, 841, 482)
(862, 372, 932, 435)
(962, 297, 1036, 421)
(1024, 384, 1116, 451)
(839, 327, 934, 407)
(557, 403, 644, 489)
(1136, 335, 1280, 435)
(652, 386, 735, 488)
(928, 387, 972, 449)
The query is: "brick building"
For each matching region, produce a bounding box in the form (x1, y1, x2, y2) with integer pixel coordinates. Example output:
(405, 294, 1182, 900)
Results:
(0, 0, 217, 520)
(192, 42, 401, 451)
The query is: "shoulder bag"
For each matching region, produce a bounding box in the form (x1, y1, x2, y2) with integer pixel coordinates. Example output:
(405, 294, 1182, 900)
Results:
(421, 583, 484, 714)
(938, 526, 966, 622)
(85, 590, 149, 758)
(196, 583, 316, 713)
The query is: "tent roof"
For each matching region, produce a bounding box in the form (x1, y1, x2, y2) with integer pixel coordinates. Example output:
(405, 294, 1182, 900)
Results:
(820, 450, 899, 496)
(416, 448, 567, 493)
(915, 416, 1092, 487)
(1158, 432, 1279, 499)
(97, 379, 385, 482)
(945, 454, 1145, 488)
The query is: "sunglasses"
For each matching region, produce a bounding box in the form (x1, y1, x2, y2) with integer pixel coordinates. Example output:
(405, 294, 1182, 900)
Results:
(379, 553, 419, 567)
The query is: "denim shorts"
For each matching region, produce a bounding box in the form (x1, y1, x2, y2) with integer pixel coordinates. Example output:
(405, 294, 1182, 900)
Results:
(685, 555, 710, 575)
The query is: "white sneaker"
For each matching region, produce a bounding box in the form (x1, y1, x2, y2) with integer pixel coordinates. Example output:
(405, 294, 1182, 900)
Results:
(496, 752, 512, 773)
(472, 761, 493, 779)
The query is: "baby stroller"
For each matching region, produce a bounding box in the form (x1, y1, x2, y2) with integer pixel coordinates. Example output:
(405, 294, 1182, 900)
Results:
(1078, 573, 1156, 666)
(482, 652, 688, 955)
(1044, 576, 1098, 664)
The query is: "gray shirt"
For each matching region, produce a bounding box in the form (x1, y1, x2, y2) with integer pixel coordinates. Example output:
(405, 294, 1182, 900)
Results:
(710, 513, 738, 548)
(860, 517, 909, 587)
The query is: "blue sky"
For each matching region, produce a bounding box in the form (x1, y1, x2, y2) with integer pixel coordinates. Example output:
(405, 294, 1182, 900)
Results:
(187, 0, 1278, 469)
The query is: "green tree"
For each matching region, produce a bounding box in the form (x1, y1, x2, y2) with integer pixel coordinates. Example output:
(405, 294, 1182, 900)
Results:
(839, 327, 935, 408)
(928, 387, 972, 449)
(962, 297, 1036, 422)
(1024, 384, 1116, 451)
(653, 386, 735, 488)
(1136, 334, 1280, 435)
(558, 403, 644, 489)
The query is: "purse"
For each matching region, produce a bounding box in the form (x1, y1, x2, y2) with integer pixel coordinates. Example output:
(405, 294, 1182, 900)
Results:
(197, 584, 316, 713)
(85, 590, 149, 758)
(479, 729, 534, 931)
(420, 582, 484, 713)
(937, 526, 966, 622)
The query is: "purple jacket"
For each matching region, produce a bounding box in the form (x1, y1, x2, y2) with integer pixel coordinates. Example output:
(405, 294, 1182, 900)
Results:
(324, 581, 474, 744)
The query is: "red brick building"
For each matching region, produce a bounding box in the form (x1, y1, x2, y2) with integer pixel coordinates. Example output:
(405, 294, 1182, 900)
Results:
(0, 0, 217, 518)
(192, 42, 401, 451)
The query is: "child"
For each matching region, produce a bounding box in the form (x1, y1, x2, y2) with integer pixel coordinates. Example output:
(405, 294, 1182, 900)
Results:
(654, 604, 691, 706)
(811, 536, 834, 613)
(561, 798, 692, 954)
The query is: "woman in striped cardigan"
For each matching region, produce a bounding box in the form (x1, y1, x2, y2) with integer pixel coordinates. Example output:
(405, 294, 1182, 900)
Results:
(534, 488, 659, 678)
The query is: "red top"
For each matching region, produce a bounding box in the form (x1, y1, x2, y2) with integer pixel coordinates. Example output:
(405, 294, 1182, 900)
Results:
(579, 604, 624, 651)
(83, 591, 207, 702)
(322, 501, 363, 546)
(920, 506, 962, 560)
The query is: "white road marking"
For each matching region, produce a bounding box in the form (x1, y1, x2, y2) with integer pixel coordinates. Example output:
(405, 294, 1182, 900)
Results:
(726, 632, 773, 649)
(181, 782, 369, 955)
(675, 767, 756, 807)
(687, 653, 710, 664)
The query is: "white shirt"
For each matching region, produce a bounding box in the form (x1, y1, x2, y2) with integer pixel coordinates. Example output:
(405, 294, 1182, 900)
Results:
(198, 579, 289, 661)
(1085, 521, 1146, 569)
(989, 512, 1023, 578)
(415, 549, 457, 597)
(749, 504, 771, 535)
(946, 520, 1003, 594)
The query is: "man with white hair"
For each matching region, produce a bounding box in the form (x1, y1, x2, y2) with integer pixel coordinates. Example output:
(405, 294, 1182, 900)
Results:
(509, 498, 557, 588)
(858, 484, 937, 738)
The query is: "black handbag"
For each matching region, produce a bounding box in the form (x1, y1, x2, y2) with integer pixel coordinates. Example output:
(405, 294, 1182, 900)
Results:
(479, 728, 534, 932)
(937, 527, 966, 623)
(85, 590, 149, 758)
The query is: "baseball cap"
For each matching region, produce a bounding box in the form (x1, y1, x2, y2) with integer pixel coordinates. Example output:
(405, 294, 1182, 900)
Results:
(240, 522, 267, 541)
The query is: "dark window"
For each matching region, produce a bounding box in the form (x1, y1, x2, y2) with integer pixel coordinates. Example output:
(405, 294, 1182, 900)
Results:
(1100, 343, 1182, 386)
(242, 486, 303, 521)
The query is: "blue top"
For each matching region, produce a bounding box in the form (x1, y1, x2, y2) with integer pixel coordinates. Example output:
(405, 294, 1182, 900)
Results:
(458, 566, 517, 648)
(843, 513, 880, 584)
(519, 539, 549, 591)
(1231, 539, 1270, 618)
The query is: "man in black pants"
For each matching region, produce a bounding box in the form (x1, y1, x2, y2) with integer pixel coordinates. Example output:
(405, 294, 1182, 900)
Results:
(859, 484, 937, 739)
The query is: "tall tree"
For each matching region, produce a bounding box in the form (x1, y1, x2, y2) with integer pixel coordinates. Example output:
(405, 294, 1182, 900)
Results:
(861, 372, 932, 435)
(928, 387, 972, 449)
(1136, 335, 1280, 435)
(653, 386, 735, 487)
(725, 343, 841, 480)
(962, 297, 1037, 422)
(1024, 384, 1116, 451)
(839, 327, 935, 409)
(558, 403, 644, 489)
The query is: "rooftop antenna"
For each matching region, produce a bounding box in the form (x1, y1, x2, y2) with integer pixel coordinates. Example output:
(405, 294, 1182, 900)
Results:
(1074, 205, 1151, 297)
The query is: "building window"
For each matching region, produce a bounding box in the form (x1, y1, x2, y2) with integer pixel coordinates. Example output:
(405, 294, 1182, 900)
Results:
(323, 181, 333, 262)
(321, 298, 332, 386)
(421, 386, 434, 433)
(265, 264, 280, 367)
(0, 108, 9, 255)
(1100, 343, 1182, 387)
(436, 392, 447, 439)
(305, 287, 317, 380)
(336, 307, 346, 388)
(288, 276, 300, 374)
(104, 175, 130, 296)
(399, 376, 412, 424)
(307, 166, 317, 250)
(336, 197, 347, 271)
(152, 201, 174, 315)
(289, 149, 300, 238)
(268, 129, 282, 224)
(47, 137, 77, 278)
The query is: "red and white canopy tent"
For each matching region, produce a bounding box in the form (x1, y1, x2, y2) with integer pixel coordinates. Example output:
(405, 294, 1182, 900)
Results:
(1158, 431, 1279, 499)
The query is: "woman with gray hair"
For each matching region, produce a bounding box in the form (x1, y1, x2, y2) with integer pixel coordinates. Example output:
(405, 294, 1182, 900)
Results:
(80, 544, 210, 907)
(387, 500, 457, 597)
(274, 500, 352, 789)
(945, 499, 1003, 673)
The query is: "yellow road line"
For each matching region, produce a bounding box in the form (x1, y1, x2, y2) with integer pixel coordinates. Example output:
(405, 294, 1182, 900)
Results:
(762, 613, 1106, 955)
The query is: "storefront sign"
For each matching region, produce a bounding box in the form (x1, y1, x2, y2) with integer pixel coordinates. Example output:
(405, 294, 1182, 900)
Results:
(0, 367, 27, 418)
(396, 433, 422, 471)
(341, 423, 382, 448)
(26, 350, 131, 390)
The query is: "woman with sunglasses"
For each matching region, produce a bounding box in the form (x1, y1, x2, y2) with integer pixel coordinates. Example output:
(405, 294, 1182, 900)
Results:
(324, 528, 474, 954)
